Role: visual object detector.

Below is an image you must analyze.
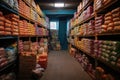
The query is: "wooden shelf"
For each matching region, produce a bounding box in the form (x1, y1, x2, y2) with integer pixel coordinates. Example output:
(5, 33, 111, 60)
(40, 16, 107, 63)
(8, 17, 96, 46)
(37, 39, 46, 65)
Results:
(0, 36, 17, 39)
(96, 0, 118, 13)
(75, 0, 93, 19)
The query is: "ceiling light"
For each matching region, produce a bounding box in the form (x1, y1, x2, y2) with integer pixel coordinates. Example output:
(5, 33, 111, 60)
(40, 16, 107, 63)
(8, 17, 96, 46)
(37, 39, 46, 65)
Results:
(54, 3, 64, 7)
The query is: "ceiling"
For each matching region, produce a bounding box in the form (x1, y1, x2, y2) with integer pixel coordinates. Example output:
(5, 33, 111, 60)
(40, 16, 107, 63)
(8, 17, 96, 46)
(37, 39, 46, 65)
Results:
(35, 0, 81, 18)
(36, 0, 81, 10)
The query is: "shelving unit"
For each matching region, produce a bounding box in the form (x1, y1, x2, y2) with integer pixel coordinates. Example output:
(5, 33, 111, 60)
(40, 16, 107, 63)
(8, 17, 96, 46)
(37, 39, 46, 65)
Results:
(69, 0, 120, 80)
(75, 0, 94, 19)
(0, 0, 18, 14)
(0, 0, 49, 79)
(71, 14, 94, 29)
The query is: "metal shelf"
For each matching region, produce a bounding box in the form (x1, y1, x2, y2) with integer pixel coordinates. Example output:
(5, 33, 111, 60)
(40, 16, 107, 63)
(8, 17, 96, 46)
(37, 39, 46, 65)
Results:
(0, 0, 18, 14)
(0, 60, 16, 73)
(96, 0, 118, 14)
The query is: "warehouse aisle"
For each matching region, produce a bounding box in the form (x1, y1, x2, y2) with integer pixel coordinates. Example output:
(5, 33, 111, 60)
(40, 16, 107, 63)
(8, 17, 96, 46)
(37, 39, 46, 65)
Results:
(40, 51, 92, 80)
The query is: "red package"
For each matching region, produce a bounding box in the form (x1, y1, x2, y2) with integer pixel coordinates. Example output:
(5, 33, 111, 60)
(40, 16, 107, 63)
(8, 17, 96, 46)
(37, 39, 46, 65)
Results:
(104, 16, 113, 21)
(0, 31, 4, 34)
(0, 26, 4, 30)
(12, 25, 18, 29)
(111, 7, 120, 14)
(5, 23, 11, 28)
(0, 16, 4, 21)
(5, 19, 11, 24)
(12, 21, 18, 25)
(113, 18, 120, 22)
(5, 27, 11, 31)
(105, 12, 112, 17)
(5, 31, 11, 35)
(112, 12, 120, 18)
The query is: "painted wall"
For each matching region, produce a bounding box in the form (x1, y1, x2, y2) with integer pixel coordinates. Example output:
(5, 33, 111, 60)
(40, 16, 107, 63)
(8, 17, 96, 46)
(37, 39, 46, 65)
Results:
(58, 17, 68, 50)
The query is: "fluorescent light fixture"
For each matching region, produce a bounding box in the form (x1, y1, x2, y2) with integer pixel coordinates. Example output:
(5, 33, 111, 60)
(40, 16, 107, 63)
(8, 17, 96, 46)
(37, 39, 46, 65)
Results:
(54, 3, 64, 7)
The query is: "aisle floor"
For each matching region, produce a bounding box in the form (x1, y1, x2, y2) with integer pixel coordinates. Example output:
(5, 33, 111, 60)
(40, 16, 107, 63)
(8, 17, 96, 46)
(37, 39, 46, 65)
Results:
(40, 50, 92, 80)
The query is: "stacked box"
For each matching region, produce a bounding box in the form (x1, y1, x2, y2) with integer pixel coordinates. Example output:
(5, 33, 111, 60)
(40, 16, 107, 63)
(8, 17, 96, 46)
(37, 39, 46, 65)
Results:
(19, 55, 36, 79)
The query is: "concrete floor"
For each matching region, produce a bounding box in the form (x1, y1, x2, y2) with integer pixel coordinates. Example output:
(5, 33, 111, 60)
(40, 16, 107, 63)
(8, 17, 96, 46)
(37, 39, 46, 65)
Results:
(40, 50, 92, 80)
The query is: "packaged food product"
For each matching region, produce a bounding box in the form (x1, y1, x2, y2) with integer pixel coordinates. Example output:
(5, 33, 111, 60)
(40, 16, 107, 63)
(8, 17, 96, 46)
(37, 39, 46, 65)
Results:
(113, 17, 120, 22)
(12, 25, 18, 29)
(5, 23, 11, 28)
(95, 19, 103, 24)
(12, 22, 18, 25)
(105, 12, 112, 17)
(0, 26, 4, 30)
(13, 29, 18, 32)
(104, 20, 112, 25)
(0, 31, 4, 34)
(5, 19, 11, 24)
(112, 13, 120, 18)
(13, 32, 19, 35)
(0, 16, 4, 21)
(0, 21, 4, 26)
(108, 23, 114, 27)
(114, 26, 120, 30)
(111, 7, 120, 14)
(5, 31, 11, 35)
(5, 28, 11, 31)
(105, 16, 113, 21)
(114, 21, 120, 26)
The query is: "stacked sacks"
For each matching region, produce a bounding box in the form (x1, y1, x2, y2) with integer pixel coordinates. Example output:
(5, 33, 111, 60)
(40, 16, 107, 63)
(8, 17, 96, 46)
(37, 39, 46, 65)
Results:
(0, 12, 5, 35)
(5, 14, 19, 35)
(112, 7, 120, 31)
(4, 19, 11, 35)
(95, 15, 104, 34)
